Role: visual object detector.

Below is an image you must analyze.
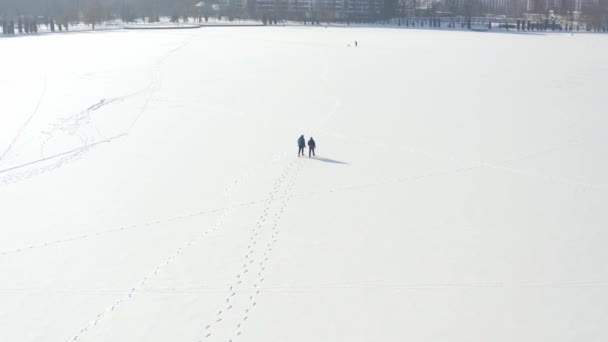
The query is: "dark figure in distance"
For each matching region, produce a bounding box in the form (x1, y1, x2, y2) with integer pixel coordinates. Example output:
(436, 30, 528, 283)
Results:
(298, 135, 306, 157)
(355, 41, 358, 47)
(308, 137, 316, 157)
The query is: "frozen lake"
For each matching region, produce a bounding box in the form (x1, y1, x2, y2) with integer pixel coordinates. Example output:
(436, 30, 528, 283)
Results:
(1, 27, 608, 341)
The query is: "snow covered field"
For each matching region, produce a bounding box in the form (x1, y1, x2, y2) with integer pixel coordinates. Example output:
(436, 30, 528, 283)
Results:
(1, 27, 608, 342)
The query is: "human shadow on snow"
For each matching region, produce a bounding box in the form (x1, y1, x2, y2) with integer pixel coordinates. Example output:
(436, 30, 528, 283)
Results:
(311, 156, 349, 165)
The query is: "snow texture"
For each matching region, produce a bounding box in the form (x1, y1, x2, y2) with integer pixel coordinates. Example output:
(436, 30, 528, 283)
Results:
(1, 27, 608, 342)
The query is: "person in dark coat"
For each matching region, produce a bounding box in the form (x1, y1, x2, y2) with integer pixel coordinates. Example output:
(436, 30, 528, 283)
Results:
(298, 135, 306, 157)
(307, 137, 316, 157)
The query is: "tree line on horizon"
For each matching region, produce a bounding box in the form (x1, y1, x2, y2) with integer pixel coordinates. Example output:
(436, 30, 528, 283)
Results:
(1, 0, 608, 34)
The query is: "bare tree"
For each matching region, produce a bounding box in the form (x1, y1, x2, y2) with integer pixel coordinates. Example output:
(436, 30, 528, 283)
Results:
(84, 0, 104, 29)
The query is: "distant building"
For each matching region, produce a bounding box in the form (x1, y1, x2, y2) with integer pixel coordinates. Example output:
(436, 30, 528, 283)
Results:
(250, 0, 383, 19)
(483, 0, 528, 15)
(527, 0, 595, 13)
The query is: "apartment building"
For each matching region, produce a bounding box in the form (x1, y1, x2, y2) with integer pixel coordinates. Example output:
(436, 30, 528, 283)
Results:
(250, 0, 384, 19)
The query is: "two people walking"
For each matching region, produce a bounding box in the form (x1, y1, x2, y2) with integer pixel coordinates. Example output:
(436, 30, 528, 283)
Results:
(298, 135, 316, 157)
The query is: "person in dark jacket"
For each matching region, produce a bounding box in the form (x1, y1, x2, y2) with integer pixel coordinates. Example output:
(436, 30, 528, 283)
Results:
(308, 137, 316, 157)
(298, 135, 306, 157)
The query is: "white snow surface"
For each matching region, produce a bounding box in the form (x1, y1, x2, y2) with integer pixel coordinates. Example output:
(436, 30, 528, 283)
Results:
(1, 27, 608, 342)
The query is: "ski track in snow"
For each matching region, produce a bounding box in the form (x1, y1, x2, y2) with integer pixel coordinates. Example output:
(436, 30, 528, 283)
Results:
(12, 155, 590, 260)
(0, 88, 153, 186)
(0, 34, 194, 186)
(0, 153, 290, 258)
(38, 96, 128, 158)
(0, 201, 224, 258)
(0, 75, 47, 164)
(0, 134, 127, 184)
(0, 164, 415, 257)
(329, 131, 607, 192)
(3, 278, 608, 296)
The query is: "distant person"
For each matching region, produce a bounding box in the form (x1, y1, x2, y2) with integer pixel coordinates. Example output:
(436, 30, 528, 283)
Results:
(298, 135, 306, 157)
(355, 41, 358, 47)
(308, 137, 316, 157)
